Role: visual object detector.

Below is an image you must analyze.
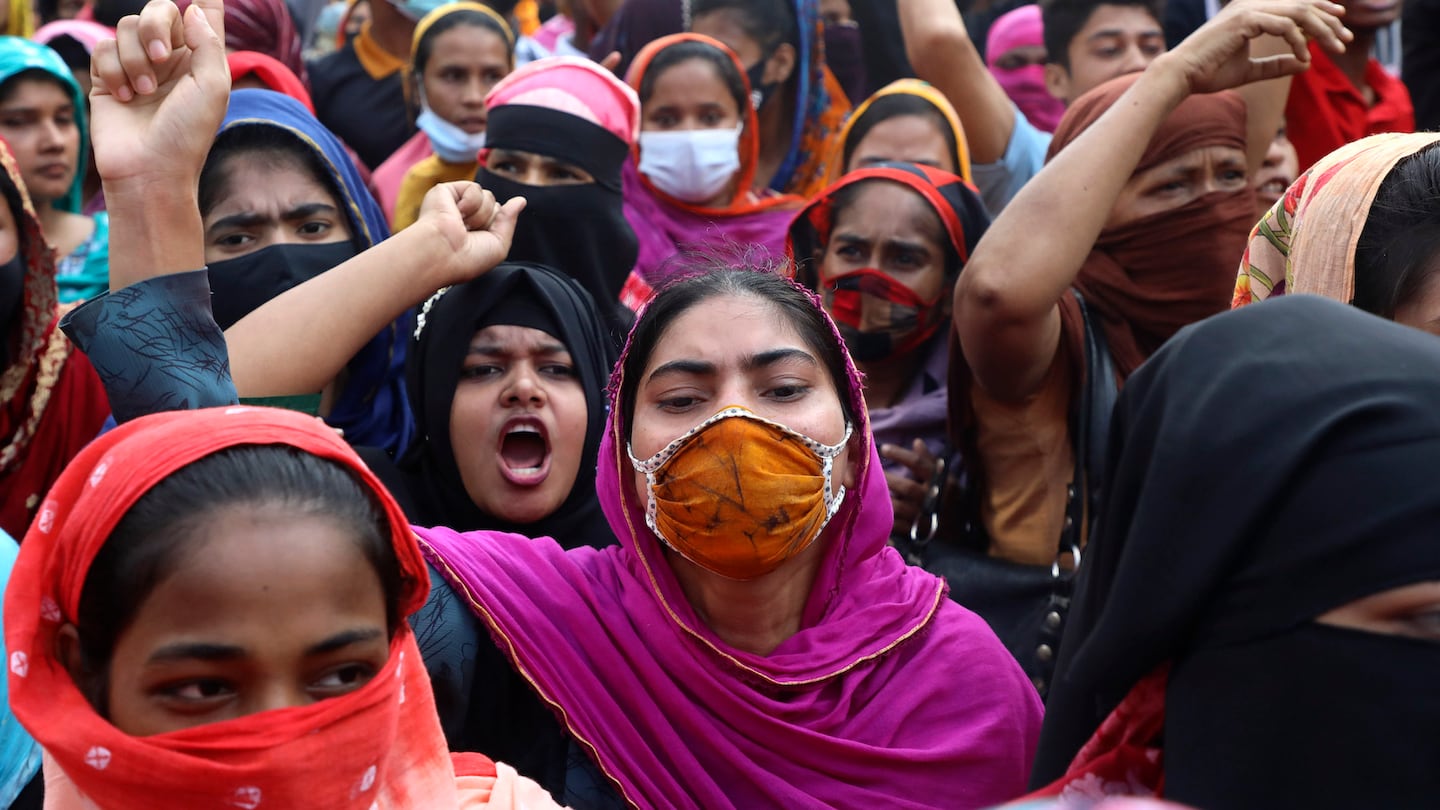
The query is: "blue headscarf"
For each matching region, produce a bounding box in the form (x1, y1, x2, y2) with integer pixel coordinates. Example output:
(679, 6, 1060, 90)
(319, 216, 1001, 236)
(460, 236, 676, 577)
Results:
(0, 36, 86, 212)
(217, 89, 416, 456)
(0, 529, 40, 805)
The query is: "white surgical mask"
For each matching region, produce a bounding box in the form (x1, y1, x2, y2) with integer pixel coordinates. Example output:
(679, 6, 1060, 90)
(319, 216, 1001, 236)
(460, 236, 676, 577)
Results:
(416, 90, 486, 164)
(637, 127, 742, 205)
(387, 0, 454, 22)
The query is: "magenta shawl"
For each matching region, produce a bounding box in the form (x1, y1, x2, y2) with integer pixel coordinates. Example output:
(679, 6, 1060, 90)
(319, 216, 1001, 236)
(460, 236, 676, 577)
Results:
(622, 161, 801, 285)
(418, 281, 1042, 808)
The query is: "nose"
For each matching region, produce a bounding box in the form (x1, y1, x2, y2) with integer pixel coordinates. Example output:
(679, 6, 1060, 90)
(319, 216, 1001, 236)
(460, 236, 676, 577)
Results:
(38, 118, 65, 151)
(463, 77, 488, 105)
(246, 679, 310, 716)
(521, 165, 548, 186)
(502, 365, 547, 406)
(1118, 43, 1151, 75)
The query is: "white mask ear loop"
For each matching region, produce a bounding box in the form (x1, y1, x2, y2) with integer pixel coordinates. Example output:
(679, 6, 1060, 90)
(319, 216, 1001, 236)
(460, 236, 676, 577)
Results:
(815, 422, 854, 518)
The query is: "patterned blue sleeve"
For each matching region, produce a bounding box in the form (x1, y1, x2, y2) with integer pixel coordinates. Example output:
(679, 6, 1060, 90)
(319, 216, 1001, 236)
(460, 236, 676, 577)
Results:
(59, 269, 238, 423)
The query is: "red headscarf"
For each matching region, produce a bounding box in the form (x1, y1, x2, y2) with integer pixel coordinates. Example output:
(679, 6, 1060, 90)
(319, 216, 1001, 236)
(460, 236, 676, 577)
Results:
(0, 139, 108, 539)
(227, 50, 315, 113)
(5, 407, 483, 809)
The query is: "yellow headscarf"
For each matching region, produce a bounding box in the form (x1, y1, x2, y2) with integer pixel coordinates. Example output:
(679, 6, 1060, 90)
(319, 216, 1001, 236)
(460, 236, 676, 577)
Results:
(5, 0, 34, 37)
(828, 79, 972, 184)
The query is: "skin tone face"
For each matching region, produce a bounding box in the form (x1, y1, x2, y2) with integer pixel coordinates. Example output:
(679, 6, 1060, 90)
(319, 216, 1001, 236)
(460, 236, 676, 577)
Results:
(345, 0, 371, 39)
(819, 182, 948, 305)
(1391, 256, 1440, 336)
(1254, 129, 1300, 210)
(68, 508, 392, 736)
(0, 77, 80, 206)
(1337, 0, 1401, 31)
(1105, 145, 1248, 230)
(993, 44, 1048, 70)
(449, 324, 590, 523)
(642, 58, 742, 133)
(630, 292, 853, 500)
(420, 25, 510, 135)
(1318, 581, 1440, 642)
(690, 11, 795, 91)
(847, 114, 955, 175)
(484, 149, 594, 186)
(1044, 4, 1165, 105)
(202, 157, 353, 262)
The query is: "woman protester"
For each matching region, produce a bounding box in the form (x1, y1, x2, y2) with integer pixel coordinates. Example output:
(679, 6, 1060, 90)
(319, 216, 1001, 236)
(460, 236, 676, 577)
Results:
(33, 20, 116, 216)
(689, 0, 850, 198)
(0, 37, 109, 302)
(477, 55, 640, 341)
(1031, 295, 1440, 806)
(73, 4, 1045, 806)
(1234, 131, 1440, 331)
(830, 78, 973, 184)
(5, 406, 565, 808)
(621, 33, 804, 293)
(378, 3, 514, 230)
(788, 161, 988, 540)
(227, 50, 313, 110)
(943, 0, 1347, 690)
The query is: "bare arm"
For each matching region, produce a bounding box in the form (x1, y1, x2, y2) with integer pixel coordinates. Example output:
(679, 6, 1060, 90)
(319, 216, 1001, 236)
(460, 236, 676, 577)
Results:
(898, 0, 1018, 164)
(1234, 33, 1298, 173)
(954, 0, 1349, 403)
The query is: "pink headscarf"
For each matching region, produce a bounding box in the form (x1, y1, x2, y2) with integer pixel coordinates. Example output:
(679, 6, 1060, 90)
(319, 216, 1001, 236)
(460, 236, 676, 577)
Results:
(418, 273, 1042, 809)
(32, 19, 114, 53)
(986, 5, 1065, 133)
(483, 56, 638, 145)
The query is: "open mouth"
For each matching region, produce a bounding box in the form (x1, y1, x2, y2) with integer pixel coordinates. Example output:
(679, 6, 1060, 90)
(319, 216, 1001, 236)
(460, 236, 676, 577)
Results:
(497, 417, 551, 486)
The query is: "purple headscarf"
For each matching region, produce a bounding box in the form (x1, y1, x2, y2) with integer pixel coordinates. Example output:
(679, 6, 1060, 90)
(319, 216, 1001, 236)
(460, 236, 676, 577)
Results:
(418, 273, 1042, 808)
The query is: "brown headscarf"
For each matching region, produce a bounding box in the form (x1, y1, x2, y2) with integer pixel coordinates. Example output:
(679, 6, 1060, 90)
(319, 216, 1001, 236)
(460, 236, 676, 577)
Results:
(1047, 73, 1255, 378)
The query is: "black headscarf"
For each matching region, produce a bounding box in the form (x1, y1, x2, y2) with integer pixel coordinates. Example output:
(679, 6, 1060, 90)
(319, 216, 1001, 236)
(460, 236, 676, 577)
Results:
(364, 263, 616, 548)
(1033, 295, 1440, 806)
(478, 104, 638, 346)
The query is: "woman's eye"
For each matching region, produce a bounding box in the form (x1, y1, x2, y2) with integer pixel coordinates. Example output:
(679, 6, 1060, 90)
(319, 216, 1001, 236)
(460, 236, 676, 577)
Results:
(834, 245, 862, 260)
(651, 113, 677, 128)
(215, 233, 254, 248)
(460, 363, 502, 380)
(162, 679, 234, 702)
(541, 363, 576, 378)
(312, 663, 377, 693)
(493, 159, 521, 174)
(700, 111, 723, 127)
(551, 166, 581, 181)
(769, 384, 810, 401)
(893, 251, 924, 268)
(658, 395, 700, 411)
(297, 221, 332, 237)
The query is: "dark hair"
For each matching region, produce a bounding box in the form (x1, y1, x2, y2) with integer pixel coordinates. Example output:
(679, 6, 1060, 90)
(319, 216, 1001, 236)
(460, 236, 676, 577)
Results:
(91, 0, 148, 27)
(618, 265, 857, 438)
(199, 124, 344, 225)
(690, 0, 798, 55)
(1040, 0, 1162, 69)
(841, 94, 959, 173)
(638, 39, 748, 114)
(412, 7, 515, 75)
(73, 445, 400, 714)
(42, 37, 92, 73)
(0, 67, 73, 107)
(1354, 144, 1440, 320)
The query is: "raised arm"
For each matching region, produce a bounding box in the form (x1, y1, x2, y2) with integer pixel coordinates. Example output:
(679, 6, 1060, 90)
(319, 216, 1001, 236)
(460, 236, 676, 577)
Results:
(954, 0, 1349, 402)
(897, 0, 1018, 164)
(89, 0, 525, 401)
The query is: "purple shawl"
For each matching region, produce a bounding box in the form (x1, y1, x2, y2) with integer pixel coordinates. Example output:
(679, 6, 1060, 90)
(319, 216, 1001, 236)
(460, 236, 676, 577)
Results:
(418, 280, 1042, 808)
(622, 161, 801, 285)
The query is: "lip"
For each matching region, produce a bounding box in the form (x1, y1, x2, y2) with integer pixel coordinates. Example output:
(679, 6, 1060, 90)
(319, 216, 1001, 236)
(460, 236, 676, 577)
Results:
(496, 414, 552, 487)
(459, 118, 487, 133)
(34, 163, 70, 180)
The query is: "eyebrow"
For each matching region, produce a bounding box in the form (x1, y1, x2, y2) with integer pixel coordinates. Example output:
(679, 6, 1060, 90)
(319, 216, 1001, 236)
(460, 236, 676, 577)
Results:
(206, 203, 338, 237)
(1087, 27, 1163, 41)
(646, 348, 818, 384)
(147, 642, 247, 664)
(305, 628, 385, 657)
(467, 342, 570, 356)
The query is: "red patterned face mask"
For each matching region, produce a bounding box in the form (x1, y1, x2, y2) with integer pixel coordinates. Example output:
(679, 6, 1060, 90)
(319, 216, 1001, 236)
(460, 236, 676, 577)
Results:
(821, 268, 946, 362)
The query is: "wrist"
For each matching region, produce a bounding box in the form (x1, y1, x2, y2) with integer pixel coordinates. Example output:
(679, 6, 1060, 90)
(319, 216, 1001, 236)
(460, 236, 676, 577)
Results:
(1137, 54, 1194, 106)
(395, 220, 462, 293)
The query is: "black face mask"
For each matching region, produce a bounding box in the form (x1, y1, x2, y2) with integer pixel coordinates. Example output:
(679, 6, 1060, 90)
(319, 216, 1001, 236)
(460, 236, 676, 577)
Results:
(746, 52, 778, 112)
(0, 251, 24, 337)
(206, 241, 357, 329)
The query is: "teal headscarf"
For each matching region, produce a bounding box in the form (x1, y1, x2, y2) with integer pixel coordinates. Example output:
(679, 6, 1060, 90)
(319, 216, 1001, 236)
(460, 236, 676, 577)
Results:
(0, 530, 40, 804)
(0, 36, 87, 212)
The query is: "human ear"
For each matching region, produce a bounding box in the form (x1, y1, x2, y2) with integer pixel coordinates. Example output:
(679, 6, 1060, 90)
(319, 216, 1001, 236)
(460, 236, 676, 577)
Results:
(1043, 62, 1072, 105)
(766, 43, 797, 87)
(55, 623, 106, 713)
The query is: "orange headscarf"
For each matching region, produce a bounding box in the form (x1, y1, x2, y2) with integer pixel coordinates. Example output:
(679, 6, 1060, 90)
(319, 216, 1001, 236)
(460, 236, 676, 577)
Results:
(626, 33, 805, 216)
(5, 407, 547, 809)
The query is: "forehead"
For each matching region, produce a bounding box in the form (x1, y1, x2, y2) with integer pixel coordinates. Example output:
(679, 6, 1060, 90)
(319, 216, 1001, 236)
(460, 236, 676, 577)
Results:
(689, 11, 762, 60)
(853, 115, 949, 156)
(648, 58, 734, 104)
(207, 159, 340, 215)
(470, 323, 564, 349)
(428, 24, 510, 62)
(1074, 4, 1162, 41)
(0, 75, 73, 106)
(642, 293, 809, 372)
(831, 181, 944, 242)
(1135, 144, 1247, 178)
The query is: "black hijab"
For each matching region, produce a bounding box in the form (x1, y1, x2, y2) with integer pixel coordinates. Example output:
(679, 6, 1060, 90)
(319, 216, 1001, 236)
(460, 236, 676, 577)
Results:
(478, 104, 638, 346)
(1033, 295, 1440, 806)
(365, 263, 616, 548)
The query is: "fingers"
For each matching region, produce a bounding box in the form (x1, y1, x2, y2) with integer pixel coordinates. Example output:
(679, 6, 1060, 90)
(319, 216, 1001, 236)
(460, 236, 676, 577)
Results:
(189, 0, 227, 47)
(599, 50, 622, 74)
(98, 0, 190, 100)
(487, 196, 526, 245)
(878, 439, 936, 479)
(885, 471, 926, 524)
(183, 0, 230, 90)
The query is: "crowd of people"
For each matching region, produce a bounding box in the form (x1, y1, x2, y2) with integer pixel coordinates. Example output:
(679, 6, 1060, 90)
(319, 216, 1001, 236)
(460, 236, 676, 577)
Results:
(0, 0, 1436, 805)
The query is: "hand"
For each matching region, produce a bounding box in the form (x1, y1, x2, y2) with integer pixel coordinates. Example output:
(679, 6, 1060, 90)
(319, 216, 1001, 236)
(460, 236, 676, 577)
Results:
(416, 181, 526, 286)
(90, 0, 230, 188)
(881, 439, 940, 540)
(1163, 0, 1351, 95)
(599, 51, 622, 74)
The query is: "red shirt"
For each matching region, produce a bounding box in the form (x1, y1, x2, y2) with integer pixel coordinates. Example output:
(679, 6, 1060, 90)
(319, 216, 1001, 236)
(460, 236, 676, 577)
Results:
(1285, 42, 1415, 172)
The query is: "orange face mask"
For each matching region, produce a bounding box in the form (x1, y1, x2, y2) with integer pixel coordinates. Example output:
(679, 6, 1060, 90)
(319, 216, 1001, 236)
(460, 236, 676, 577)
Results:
(628, 406, 853, 580)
